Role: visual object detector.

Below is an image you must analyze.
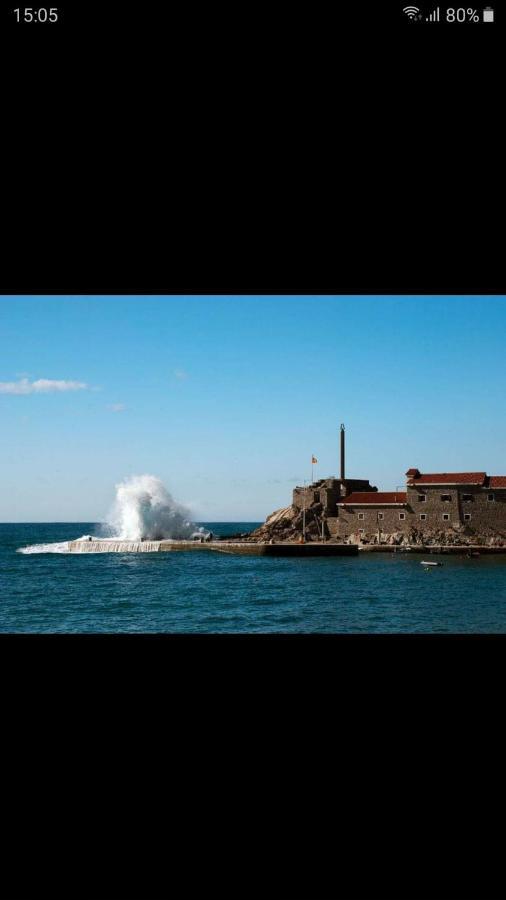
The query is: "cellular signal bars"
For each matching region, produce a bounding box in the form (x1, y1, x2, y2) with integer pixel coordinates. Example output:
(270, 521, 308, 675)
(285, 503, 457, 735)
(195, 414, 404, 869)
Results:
(426, 7, 440, 21)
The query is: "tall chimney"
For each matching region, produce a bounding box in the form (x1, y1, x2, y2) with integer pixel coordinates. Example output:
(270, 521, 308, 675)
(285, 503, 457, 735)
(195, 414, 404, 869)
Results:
(340, 423, 345, 480)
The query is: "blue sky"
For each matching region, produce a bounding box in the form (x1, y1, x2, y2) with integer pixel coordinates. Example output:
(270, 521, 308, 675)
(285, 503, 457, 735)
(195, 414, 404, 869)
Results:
(1, 296, 505, 522)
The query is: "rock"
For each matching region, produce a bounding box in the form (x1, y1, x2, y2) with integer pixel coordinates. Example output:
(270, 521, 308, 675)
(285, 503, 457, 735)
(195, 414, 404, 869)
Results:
(265, 505, 297, 527)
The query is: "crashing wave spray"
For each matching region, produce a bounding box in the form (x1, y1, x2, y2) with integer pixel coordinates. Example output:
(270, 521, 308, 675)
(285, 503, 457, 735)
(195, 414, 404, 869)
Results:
(106, 474, 200, 541)
(18, 474, 206, 553)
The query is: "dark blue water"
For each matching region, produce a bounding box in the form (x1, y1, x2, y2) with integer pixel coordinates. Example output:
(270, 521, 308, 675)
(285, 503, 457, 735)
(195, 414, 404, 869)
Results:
(3, 522, 506, 632)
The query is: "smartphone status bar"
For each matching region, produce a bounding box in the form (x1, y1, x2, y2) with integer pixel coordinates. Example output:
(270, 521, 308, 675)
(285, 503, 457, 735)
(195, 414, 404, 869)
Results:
(402, 5, 495, 22)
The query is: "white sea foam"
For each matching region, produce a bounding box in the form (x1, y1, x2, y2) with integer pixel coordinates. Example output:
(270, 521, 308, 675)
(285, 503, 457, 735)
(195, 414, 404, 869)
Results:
(18, 534, 106, 553)
(18, 541, 71, 554)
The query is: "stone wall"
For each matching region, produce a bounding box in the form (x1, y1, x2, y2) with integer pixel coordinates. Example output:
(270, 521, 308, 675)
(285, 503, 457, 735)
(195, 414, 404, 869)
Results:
(292, 478, 377, 513)
(335, 505, 411, 540)
(292, 485, 324, 511)
(406, 486, 460, 529)
(333, 487, 506, 540)
(407, 486, 506, 533)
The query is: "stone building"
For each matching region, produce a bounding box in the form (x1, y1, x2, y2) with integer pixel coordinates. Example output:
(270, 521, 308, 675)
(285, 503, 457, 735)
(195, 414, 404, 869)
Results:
(331, 471, 506, 541)
(291, 428, 506, 542)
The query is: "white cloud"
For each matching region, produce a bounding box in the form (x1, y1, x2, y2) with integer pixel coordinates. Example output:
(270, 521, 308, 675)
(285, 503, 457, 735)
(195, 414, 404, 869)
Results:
(173, 369, 188, 381)
(0, 378, 88, 395)
(107, 403, 126, 412)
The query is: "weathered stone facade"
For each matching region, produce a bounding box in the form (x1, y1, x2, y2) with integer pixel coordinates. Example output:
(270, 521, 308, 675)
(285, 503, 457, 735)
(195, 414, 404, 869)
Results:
(336, 500, 410, 541)
(289, 469, 506, 543)
(333, 471, 506, 543)
(404, 485, 506, 532)
(292, 478, 377, 512)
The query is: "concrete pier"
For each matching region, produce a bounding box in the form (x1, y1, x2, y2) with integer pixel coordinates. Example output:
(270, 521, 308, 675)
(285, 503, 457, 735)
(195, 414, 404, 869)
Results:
(68, 540, 359, 557)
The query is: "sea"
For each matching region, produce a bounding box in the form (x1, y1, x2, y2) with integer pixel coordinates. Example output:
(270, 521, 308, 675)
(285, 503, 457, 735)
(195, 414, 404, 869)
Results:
(2, 522, 506, 633)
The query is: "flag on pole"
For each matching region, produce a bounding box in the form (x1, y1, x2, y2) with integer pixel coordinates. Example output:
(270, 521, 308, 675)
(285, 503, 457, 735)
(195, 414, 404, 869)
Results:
(312, 456, 318, 464)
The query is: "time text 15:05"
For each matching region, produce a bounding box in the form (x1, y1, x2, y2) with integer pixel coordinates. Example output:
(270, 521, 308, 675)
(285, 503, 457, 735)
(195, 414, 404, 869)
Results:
(13, 8, 59, 23)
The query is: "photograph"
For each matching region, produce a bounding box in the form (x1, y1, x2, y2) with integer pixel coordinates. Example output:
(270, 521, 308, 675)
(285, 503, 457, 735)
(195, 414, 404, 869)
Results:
(2, 294, 505, 634)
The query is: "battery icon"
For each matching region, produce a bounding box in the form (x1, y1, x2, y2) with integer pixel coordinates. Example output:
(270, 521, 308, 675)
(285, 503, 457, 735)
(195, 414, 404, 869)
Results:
(483, 7, 494, 21)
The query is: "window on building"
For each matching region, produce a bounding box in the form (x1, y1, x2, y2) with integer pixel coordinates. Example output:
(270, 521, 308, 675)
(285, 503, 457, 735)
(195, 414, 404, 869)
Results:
(488, 493, 495, 502)
(378, 513, 384, 520)
(442, 513, 450, 521)
(418, 494, 426, 502)
(314, 492, 320, 503)
(441, 494, 452, 502)
(420, 514, 426, 521)
(462, 494, 472, 501)
(358, 512, 364, 520)
(464, 513, 471, 521)
(399, 513, 405, 520)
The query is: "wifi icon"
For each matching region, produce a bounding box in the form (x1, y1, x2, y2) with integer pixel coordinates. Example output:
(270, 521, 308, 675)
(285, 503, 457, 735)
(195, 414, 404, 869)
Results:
(403, 5, 420, 17)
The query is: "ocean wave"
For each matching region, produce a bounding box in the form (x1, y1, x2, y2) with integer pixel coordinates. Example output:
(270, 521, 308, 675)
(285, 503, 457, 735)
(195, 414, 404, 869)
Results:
(18, 541, 71, 554)
(17, 534, 101, 554)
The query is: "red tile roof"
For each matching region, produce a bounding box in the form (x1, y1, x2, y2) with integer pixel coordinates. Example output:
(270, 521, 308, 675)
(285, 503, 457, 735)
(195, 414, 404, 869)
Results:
(489, 476, 506, 488)
(405, 468, 420, 478)
(408, 472, 487, 485)
(340, 492, 407, 505)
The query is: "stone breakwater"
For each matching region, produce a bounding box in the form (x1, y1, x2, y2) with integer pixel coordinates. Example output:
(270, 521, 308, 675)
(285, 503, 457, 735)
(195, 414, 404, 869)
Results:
(67, 539, 357, 557)
(70, 540, 162, 553)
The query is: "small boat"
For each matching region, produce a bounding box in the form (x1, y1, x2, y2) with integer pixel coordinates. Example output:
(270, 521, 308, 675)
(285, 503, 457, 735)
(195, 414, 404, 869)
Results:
(421, 560, 443, 567)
